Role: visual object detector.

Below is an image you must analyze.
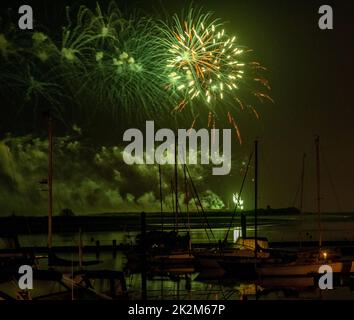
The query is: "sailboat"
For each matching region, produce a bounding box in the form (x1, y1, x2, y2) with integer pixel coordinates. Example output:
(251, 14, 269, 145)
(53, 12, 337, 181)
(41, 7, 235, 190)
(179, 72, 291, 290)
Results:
(126, 143, 195, 275)
(257, 136, 354, 277)
(44, 113, 100, 268)
(195, 140, 296, 278)
(146, 145, 195, 274)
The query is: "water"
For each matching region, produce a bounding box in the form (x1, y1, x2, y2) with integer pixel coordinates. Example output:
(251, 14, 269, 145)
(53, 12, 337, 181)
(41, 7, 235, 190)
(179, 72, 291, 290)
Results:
(16, 213, 354, 247)
(32, 252, 354, 300)
(4, 214, 354, 300)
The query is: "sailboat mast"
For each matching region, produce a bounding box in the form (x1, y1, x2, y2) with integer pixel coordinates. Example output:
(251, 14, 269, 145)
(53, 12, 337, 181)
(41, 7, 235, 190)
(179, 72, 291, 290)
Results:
(184, 164, 192, 252)
(315, 136, 322, 248)
(299, 153, 306, 247)
(254, 140, 258, 262)
(159, 164, 163, 232)
(184, 164, 190, 232)
(78, 227, 83, 269)
(48, 114, 53, 249)
(300, 153, 306, 212)
(174, 136, 178, 234)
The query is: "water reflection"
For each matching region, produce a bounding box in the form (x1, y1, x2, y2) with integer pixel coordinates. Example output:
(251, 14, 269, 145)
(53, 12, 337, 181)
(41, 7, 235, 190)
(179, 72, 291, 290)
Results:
(123, 270, 354, 300)
(29, 245, 354, 300)
(6, 214, 354, 300)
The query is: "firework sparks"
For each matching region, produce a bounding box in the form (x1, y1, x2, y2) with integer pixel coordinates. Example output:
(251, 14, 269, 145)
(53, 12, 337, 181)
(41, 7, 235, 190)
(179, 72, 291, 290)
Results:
(160, 7, 272, 142)
(164, 12, 245, 105)
(0, 3, 271, 135)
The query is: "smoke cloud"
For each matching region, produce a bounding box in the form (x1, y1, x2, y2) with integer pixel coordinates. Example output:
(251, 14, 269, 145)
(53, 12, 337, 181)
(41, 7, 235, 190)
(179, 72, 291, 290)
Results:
(0, 133, 225, 216)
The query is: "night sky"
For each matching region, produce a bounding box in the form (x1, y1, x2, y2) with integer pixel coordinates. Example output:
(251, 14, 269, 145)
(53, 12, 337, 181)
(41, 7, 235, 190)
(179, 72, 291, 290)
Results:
(0, 0, 353, 214)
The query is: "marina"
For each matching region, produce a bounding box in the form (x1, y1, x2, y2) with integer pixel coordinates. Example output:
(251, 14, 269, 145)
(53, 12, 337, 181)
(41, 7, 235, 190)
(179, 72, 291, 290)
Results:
(0, 0, 353, 309)
(2, 211, 354, 300)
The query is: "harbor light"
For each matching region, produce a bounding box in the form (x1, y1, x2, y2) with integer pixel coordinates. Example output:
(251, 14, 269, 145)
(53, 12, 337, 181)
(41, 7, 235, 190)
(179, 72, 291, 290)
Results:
(322, 251, 328, 260)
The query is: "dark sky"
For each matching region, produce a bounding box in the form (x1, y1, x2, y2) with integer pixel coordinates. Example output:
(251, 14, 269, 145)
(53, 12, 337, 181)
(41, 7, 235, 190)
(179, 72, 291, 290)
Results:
(0, 0, 353, 213)
(149, 0, 354, 212)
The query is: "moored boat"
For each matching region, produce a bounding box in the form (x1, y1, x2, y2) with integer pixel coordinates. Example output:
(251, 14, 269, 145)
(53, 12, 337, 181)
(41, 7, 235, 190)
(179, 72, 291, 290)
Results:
(257, 258, 354, 277)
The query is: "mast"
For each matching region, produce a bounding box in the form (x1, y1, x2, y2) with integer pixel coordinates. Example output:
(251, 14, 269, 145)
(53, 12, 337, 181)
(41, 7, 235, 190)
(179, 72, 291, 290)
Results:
(299, 153, 306, 212)
(184, 164, 192, 252)
(170, 179, 175, 219)
(299, 153, 306, 247)
(159, 164, 163, 232)
(184, 164, 190, 231)
(315, 136, 322, 248)
(159, 166, 164, 299)
(48, 114, 53, 250)
(78, 227, 83, 269)
(254, 140, 258, 262)
(174, 136, 178, 234)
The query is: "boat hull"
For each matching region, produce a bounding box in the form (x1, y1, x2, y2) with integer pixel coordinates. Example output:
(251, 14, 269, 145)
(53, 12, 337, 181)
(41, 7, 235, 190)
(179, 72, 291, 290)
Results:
(258, 260, 354, 277)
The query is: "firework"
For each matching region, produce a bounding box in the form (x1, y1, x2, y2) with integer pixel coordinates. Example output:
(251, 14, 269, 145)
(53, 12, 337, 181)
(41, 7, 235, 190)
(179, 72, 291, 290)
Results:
(30, 32, 59, 64)
(20, 4, 123, 116)
(0, 62, 66, 121)
(70, 4, 175, 120)
(0, 3, 271, 134)
(0, 16, 28, 61)
(0, 16, 64, 118)
(0, 18, 28, 96)
(1, 3, 177, 122)
(160, 7, 273, 142)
